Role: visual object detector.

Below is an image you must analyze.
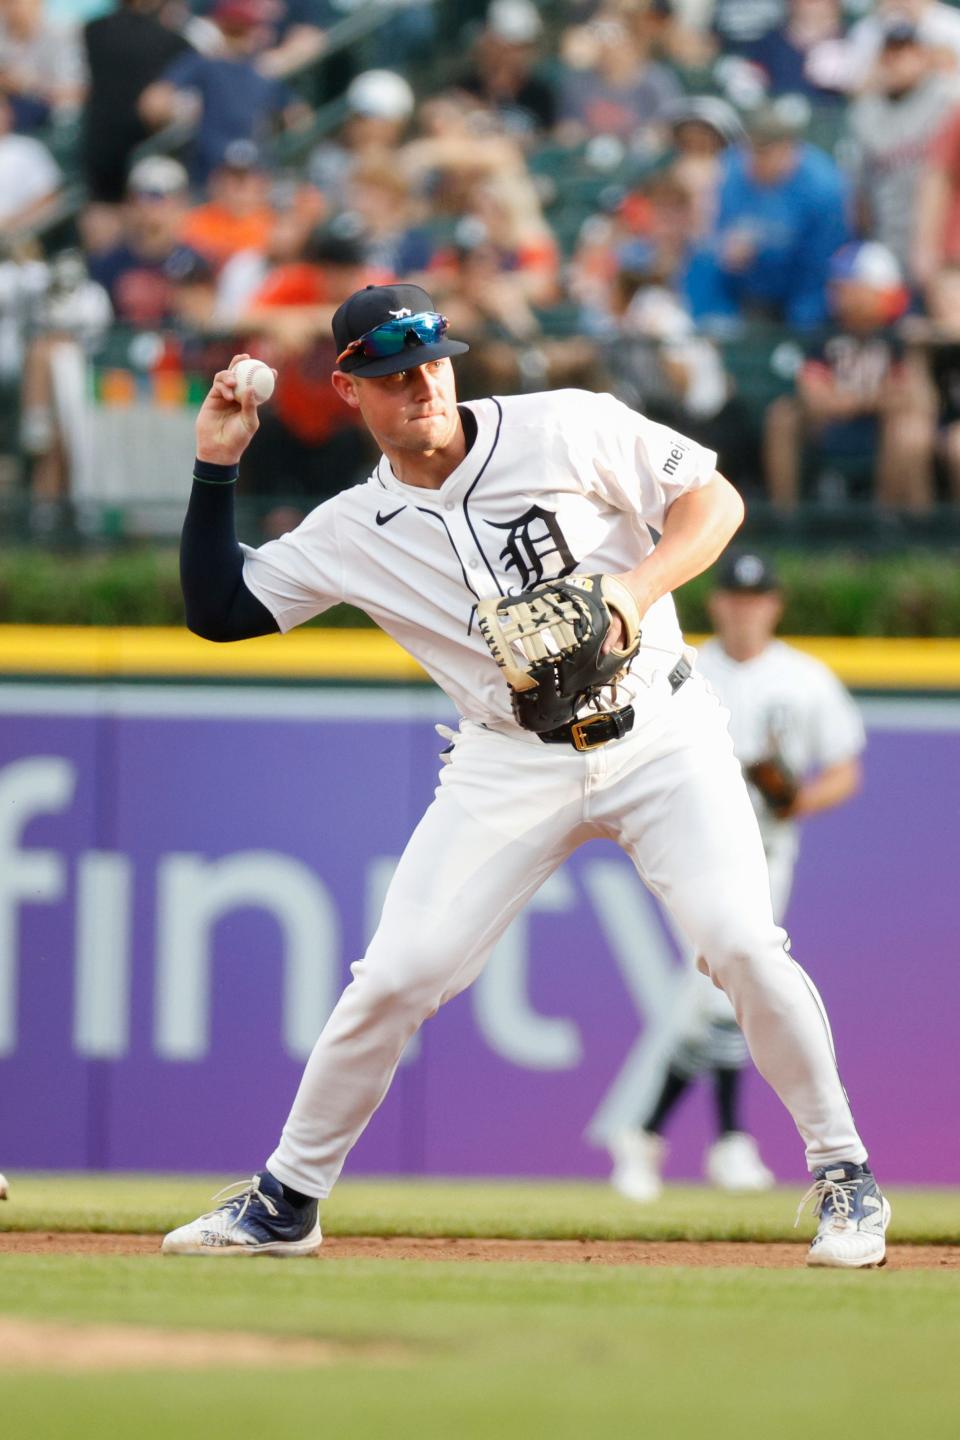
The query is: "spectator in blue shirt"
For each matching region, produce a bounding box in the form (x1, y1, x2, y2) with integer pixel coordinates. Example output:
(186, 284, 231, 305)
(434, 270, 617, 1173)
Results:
(138, 0, 309, 186)
(687, 102, 851, 330)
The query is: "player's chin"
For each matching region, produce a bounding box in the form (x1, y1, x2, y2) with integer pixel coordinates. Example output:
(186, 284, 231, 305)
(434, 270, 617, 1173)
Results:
(404, 416, 449, 445)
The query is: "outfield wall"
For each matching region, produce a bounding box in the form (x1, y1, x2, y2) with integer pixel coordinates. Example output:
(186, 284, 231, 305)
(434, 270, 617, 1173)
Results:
(0, 655, 955, 1185)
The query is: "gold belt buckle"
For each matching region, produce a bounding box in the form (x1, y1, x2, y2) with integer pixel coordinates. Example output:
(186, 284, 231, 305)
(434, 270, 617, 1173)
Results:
(570, 714, 609, 752)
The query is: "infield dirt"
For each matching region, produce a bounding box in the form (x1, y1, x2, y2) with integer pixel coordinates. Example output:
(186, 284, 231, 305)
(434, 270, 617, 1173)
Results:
(1, 1231, 955, 1267)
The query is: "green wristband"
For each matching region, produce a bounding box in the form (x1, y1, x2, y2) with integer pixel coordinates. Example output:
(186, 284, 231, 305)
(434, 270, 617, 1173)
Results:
(193, 458, 239, 484)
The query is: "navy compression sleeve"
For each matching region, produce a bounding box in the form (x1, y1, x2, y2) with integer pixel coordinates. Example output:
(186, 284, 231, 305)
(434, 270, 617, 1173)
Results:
(180, 459, 280, 642)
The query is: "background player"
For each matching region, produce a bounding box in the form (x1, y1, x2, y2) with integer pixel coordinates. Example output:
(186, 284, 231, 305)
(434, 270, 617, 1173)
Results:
(163, 283, 889, 1268)
(609, 550, 865, 1201)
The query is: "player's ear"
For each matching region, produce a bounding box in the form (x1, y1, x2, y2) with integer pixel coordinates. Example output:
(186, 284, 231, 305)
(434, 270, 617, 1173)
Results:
(331, 369, 361, 409)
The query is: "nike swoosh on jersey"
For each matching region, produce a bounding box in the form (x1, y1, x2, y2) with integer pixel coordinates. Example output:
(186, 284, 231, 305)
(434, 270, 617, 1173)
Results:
(376, 506, 407, 526)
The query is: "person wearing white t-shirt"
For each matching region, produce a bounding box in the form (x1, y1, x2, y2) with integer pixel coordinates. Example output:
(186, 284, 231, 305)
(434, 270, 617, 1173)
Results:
(609, 550, 864, 1200)
(0, 95, 61, 231)
(815, 0, 960, 93)
(164, 283, 889, 1268)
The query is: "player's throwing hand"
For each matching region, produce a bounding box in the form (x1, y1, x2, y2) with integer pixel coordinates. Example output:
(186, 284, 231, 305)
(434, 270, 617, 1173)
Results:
(195, 354, 276, 467)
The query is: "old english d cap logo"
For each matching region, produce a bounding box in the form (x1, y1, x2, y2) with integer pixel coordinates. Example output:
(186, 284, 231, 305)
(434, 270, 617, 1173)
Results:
(332, 283, 470, 378)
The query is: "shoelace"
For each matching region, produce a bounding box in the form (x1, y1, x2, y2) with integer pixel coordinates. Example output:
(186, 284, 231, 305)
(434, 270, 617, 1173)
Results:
(794, 1175, 859, 1229)
(205, 1175, 279, 1223)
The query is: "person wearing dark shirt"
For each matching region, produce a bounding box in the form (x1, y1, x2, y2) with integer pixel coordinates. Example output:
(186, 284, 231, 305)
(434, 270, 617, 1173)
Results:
(741, 0, 847, 104)
(459, 0, 557, 142)
(82, 0, 192, 204)
(763, 241, 934, 510)
(88, 155, 206, 326)
(189, 0, 329, 79)
(712, 0, 786, 52)
(557, 12, 681, 144)
(138, 0, 307, 186)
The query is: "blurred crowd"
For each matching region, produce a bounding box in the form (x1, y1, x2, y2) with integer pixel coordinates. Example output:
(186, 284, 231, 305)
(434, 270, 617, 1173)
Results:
(7, 0, 960, 524)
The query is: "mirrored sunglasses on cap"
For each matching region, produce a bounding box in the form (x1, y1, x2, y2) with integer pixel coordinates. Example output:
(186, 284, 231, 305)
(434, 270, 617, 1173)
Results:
(336, 310, 449, 366)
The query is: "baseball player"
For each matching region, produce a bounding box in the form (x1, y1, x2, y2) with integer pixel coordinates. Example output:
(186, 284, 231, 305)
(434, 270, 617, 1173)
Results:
(0, 1172, 7, 1200)
(164, 282, 889, 1267)
(609, 550, 865, 1201)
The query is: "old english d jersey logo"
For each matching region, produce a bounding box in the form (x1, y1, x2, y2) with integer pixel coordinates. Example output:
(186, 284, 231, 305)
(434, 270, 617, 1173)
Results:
(485, 505, 577, 591)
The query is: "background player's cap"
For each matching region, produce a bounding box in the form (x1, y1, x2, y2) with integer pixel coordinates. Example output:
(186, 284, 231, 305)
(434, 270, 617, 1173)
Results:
(332, 284, 470, 377)
(714, 551, 780, 594)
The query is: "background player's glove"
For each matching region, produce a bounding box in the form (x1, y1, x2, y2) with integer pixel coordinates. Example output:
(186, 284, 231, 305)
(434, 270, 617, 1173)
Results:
(745, 756, 799, 818)
(476, 574, 642, 733)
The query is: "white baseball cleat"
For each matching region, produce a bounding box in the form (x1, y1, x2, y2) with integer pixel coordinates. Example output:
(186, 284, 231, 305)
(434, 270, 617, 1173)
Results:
(0, 1172, 8, 1200)
(704, 1132, 775, 1193)
(798, 1162, 891, 1269)
(161, 1172, 322, 1257)
(609, 1129, 666, 1204)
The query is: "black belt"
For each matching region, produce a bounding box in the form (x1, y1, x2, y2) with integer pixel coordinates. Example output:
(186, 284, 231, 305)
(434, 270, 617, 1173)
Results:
(539, 656, 692, 752)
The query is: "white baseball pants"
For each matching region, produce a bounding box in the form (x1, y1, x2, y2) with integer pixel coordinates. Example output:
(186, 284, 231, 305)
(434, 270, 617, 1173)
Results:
(267, 675, 867, 1197)
(670, 828, 798, 1076)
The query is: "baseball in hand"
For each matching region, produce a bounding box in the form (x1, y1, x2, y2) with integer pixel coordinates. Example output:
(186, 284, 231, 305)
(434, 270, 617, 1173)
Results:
(231, 357, 276, 404)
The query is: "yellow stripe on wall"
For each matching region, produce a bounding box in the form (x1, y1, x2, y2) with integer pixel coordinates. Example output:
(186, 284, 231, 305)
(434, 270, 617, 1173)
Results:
(0, 626, 426, 680)
(1, 626, 959, 688)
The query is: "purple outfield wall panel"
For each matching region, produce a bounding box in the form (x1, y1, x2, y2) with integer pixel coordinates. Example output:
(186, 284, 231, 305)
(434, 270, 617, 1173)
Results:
(0, 684, 956, 1184)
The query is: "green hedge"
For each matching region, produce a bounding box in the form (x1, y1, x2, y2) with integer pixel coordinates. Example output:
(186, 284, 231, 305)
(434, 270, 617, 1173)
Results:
(1, 546, 959, 636)
(676, 553, 960, 637)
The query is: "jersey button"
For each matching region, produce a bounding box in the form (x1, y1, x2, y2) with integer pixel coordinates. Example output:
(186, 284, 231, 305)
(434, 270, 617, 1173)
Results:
(468, 558, 478, 569)
(444, 502, 454, 511)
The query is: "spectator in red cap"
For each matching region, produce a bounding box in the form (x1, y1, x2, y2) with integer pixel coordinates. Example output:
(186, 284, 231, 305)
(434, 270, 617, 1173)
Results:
(139, 0, 309, 185)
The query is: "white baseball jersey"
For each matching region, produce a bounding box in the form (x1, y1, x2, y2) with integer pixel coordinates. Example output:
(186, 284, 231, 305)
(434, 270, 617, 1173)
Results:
(240, 389, 718, 730)
(697, 637, 865, 857)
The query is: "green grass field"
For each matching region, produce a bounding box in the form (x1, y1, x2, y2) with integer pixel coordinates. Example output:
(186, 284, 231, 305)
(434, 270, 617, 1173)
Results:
(2, 1175, 959, 1439)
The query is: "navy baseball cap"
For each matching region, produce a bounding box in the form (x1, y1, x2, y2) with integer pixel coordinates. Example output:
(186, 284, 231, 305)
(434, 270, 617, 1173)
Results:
(714, 551, 780, 593)
(332, 283, 470, 377)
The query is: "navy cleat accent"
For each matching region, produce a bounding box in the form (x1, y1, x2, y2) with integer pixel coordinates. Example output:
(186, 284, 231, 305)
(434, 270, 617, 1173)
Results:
(161, 1171, 322, 1257)
(797, 1161, 891, 1269)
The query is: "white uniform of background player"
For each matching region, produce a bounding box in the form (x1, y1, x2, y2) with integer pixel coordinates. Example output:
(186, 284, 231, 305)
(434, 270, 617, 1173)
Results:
(610, 551, 865, 1199)
(164, 284, 888, 1267)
